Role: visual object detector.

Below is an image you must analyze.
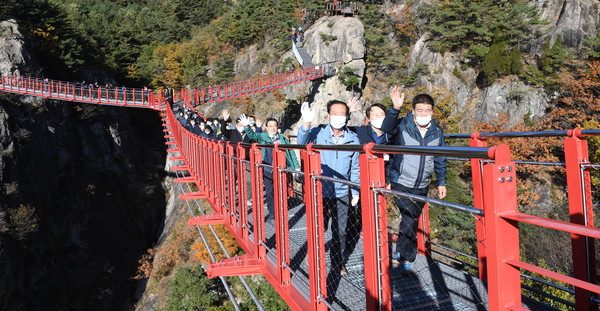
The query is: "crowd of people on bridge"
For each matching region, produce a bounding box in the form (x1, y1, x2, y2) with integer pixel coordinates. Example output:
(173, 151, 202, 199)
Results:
(172, 87, 446, 277)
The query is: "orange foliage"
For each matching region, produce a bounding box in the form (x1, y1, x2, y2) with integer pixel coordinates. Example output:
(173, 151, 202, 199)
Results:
(544, 61, 600, 130)
(475, 114, 561, 210)
(135, 220, 197, 280)
(192, 224, 242, 264)
(155, 43, 185, 88)
(392, 6, 417, 41)
(134, 248, 155, 280)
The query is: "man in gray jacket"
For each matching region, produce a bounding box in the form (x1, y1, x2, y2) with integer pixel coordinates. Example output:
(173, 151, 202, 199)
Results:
(297, 100, 361, 276)
(381, 87, 447, 272)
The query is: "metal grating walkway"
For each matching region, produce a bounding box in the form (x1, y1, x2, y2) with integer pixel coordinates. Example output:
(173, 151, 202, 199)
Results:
(244, 199, 489, 310)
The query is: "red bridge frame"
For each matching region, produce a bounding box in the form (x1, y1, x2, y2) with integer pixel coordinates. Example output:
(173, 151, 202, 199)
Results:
(0, 65, 323, 112)
(162, 100, 600, 311)
(1, 71, 599, 310)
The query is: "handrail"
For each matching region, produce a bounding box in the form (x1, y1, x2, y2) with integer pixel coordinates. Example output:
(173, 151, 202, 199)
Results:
(376, 188, 484, 216)
(446, 129, 600, 140)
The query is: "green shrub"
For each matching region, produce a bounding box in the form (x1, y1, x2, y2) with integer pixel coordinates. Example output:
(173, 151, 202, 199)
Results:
(163, 265, 225, 311)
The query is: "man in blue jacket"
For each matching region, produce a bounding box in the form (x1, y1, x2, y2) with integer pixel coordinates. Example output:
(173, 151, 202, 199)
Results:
(381, 87, 447, 272)
(297, 100, 360, 276)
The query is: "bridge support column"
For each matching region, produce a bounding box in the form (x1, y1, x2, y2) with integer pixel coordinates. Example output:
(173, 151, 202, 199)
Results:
(302, 144, 328, 311)
(360, 143, 392, 311)
(273, 145, 292, 286)
(237, 144, 250, 240)
(483, 145, 521, 311)
(470, 133, 488, 281)
(565, 129, 598, 311)
(250, 144, 267, 259)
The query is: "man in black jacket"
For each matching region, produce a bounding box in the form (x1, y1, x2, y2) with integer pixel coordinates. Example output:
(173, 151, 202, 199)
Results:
(220, 109, 251, 145)
(220, 109, 252, 205)
(348, 99, 391, 145)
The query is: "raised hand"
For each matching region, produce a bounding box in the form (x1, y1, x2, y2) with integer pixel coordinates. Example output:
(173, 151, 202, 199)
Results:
(348, 96, 360, 113)
(301, 102, 314, 124)
(239, 114, 250, 126)
(390, 86, 405, 110)
(222, 108, 230, 121)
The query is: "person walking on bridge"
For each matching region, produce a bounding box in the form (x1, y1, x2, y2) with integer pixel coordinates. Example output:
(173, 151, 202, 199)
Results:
(297, 100, 360, 276)
(381, 87, 447, 272)
(241, 115, 299, 220)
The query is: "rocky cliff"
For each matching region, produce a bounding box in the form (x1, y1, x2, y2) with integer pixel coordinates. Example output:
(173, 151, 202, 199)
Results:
(212, 0, 599, 132)
(0, 20, 168, 310)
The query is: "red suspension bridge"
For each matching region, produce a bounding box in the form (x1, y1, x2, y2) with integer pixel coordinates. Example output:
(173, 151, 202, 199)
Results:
(2, 71, 600, 311)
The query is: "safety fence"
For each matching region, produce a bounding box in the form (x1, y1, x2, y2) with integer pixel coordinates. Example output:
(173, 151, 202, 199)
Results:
(162, 98, 600, 310)
(177, 65, 324, 108)
(0, 73, 166, 110)
(0, 66, 324, 112)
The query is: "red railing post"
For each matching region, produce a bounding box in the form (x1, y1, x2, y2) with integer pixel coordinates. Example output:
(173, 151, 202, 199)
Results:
(416, 204, 431, 257)
(360, 143, 391, 311)
(470, 132, 488, 281)
(214, 141, 226, 213)
(250, 143, 267, 258)
(238, 144, 250, 240)
(273, 145, 292, 286)
(564, 128, 597, 311)
(302, 144, 328, 311)
(226, 142, 236, 226)
(483, 144, 521, 311)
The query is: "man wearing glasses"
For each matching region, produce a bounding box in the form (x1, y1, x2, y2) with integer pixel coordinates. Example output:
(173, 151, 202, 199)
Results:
(381, 87, 447, 272)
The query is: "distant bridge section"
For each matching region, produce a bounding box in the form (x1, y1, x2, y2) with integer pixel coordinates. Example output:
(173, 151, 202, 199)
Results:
(0, 65, 324, 112)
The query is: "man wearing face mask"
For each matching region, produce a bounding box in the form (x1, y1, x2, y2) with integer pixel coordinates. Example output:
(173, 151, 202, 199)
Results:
(241, 115, 299, 220)
(381, 87, 447, 272)
(297, 100, 360, 277)
(220, 108, 251, 146)
(347, 98, 391, 145)
(248, 115, 262, 133)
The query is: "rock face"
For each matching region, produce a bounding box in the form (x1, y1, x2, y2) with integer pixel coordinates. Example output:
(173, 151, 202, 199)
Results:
(0, 21, 167, 310)
(403, 0, 599, 130)
(539, 0, 600, 48)
(284, 16, 367, 130)
(0, 19, 39, 75)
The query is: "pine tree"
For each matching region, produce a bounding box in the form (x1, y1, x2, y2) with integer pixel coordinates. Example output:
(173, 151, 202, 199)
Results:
(539, 35, 566, 76)
(481, 28, 511, 84)
(424, 0, 543, 65)
(582, 30, 600, 60)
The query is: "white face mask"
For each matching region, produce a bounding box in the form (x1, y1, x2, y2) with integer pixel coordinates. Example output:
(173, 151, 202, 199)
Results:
(200, 125, 205, 130)
(370, 118, 384, 129)
(415, 115, 432, 127)
(250, 121, 255, 126)
(237, 126, 245, 133)
(329, 116, 347, 129)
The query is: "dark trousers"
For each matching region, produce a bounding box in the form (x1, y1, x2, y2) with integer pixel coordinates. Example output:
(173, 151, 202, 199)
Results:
(391, 182, 429, 262)
(323, 196, 350, 268)
(264, 167, 274, 216)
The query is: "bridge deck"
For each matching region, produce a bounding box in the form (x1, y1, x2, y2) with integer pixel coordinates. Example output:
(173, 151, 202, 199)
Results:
(241, 198, 489, 310)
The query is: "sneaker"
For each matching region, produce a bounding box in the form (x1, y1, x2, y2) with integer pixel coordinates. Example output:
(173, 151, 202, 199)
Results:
(265, 213, 275, 221)
(246, 200, 252, 207)
(400, 261, 412, 272)
(391, 252, 401, 265)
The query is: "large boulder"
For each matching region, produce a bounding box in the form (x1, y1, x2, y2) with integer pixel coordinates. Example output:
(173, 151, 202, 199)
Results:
(304, 16, 365, 70)
(474, 78, 549, 128)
